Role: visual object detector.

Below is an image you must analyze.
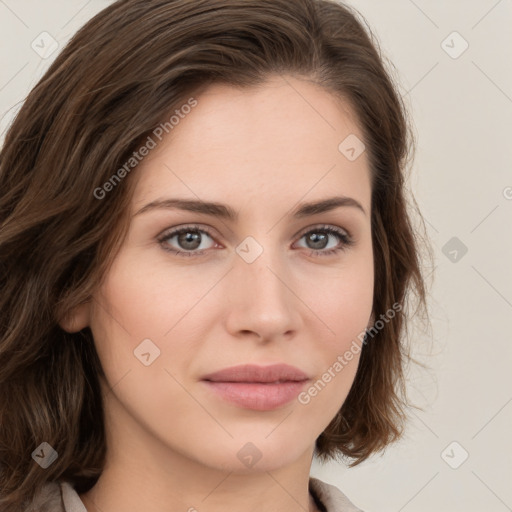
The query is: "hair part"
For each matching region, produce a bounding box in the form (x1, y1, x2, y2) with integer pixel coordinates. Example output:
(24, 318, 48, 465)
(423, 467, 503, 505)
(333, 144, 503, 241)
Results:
(0, 0, 428, 509)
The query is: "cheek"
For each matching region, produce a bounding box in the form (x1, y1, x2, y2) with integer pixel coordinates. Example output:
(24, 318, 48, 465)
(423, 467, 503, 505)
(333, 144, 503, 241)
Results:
(88, 260, 193, 434)
(88, 257, 167, 384)
(93, 251, 198, 340)
(297, 249, 373, 402)
(304, 249, 374, 346)
(296, 268, 372, 420)
(89, 249, 216, 394)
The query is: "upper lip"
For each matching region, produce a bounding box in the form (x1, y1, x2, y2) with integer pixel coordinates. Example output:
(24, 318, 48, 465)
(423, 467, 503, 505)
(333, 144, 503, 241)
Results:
(201, 364, 309, 383)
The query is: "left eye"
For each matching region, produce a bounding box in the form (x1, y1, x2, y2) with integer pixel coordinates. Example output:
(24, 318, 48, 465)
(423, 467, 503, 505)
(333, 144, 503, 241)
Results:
(295, 227, 350, 252)
(158, 225, 353, 257)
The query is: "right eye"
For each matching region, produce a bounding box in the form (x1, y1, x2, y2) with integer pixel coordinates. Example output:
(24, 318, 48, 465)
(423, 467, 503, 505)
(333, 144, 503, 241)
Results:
(157, 225, 219, 257)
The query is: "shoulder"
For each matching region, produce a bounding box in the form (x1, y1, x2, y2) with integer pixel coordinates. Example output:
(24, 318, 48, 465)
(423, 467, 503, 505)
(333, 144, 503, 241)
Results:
(309, 476, 366, 512)
(22, 480, 86, 512)
(22, 480, 63, 512)
(60, 481, 87, 512)
(24, 477, 361, 512)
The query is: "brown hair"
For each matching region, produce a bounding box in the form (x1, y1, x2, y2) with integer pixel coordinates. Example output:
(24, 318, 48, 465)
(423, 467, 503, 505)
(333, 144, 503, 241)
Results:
(0, 0, 429, 509)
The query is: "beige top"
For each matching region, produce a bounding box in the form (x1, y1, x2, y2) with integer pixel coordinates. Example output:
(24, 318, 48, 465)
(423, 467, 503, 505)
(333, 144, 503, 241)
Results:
(24, 476, 364, 512)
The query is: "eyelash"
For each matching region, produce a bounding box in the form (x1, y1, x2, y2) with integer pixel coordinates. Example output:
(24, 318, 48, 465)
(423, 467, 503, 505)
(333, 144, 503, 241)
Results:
(157, 224, 354, 258)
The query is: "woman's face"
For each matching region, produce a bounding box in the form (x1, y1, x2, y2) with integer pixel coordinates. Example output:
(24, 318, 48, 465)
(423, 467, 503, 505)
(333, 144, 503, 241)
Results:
(69, 75, 374, 473)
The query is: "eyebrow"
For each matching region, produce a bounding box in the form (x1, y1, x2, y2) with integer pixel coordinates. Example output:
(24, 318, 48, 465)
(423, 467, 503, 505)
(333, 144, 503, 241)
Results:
(134, 195, 366, 219)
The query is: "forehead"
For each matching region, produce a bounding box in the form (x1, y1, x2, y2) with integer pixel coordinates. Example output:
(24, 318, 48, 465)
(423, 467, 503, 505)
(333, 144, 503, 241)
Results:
(131, 75, 370, 214)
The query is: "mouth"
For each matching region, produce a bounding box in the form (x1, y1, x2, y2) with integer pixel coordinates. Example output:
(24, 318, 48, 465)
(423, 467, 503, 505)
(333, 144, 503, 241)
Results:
(201, 364, 310, 411)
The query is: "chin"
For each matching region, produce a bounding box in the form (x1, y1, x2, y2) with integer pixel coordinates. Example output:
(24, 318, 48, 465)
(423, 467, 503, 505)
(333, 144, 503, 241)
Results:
(180, 436, 311, 474)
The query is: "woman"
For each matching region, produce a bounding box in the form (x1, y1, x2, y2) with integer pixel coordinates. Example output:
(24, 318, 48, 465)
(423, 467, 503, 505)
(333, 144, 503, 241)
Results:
(0, 0, 427, 511)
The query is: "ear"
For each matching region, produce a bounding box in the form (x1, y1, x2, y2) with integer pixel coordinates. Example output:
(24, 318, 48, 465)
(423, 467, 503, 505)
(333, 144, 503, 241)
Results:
(58, 302, 91, 333)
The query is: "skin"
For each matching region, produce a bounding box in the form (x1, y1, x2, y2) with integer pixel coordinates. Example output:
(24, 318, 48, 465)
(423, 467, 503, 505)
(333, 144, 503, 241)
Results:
(61, 74, 374, 512)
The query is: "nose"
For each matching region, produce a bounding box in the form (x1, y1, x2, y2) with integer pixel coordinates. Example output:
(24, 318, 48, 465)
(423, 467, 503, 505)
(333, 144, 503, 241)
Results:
(223, 241, 301, 343)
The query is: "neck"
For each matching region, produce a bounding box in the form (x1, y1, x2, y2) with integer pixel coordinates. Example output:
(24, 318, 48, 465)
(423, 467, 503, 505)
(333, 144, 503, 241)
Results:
(81, 466, 319, 512)
(79, 394, 319, 512)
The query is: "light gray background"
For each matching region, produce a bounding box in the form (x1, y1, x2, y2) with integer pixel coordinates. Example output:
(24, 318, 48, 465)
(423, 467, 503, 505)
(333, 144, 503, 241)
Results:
(1, 1, 511, 511)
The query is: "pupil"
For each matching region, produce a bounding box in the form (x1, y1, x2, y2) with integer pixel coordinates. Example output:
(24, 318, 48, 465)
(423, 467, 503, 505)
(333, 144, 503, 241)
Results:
(179, 231, 201, 250)
(309, 232, 327, 249)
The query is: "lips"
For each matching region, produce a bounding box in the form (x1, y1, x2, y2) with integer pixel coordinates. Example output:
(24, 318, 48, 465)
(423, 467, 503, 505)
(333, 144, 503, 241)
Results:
(201, 364, 310, 411)
(201, 363, 309, 383)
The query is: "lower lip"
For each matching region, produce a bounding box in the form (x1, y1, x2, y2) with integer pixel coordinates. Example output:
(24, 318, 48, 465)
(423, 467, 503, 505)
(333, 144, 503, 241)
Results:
(202, 380, 309, 411)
